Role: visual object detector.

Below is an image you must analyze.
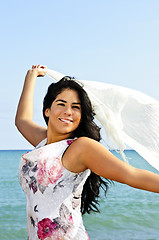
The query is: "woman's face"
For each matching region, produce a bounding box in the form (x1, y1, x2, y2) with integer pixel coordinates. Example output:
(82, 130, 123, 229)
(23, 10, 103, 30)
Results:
(45, 88, 82, 139)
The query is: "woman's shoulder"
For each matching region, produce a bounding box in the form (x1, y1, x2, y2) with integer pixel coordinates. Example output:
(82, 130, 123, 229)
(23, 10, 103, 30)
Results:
(71, 137, 101, 153)
(64, 137, 107, 173)
(75, 136, 99, 144)
(62, 137, 99, 173)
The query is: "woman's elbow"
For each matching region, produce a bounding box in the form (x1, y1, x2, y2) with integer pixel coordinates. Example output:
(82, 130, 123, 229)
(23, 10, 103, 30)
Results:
(15, 115, 23, 131)
(15, 114, 18, 127)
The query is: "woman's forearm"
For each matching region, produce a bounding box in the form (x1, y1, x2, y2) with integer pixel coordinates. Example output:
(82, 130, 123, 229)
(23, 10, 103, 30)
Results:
(126, 167, 159, 193)
(15, 69, 38, 126)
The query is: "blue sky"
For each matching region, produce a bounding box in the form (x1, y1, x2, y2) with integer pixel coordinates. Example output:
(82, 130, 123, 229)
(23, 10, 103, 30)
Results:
(1, 0, 159, 149)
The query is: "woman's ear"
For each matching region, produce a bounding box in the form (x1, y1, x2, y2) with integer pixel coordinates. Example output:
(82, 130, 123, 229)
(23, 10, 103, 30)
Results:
(45, 108, 50, 117)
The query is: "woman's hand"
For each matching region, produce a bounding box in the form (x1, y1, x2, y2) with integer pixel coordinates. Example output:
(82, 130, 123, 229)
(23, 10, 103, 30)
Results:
(31, 64, 47, 77)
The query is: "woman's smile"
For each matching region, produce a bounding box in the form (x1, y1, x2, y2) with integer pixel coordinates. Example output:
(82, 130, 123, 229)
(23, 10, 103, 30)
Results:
(59, 117, 73, 124)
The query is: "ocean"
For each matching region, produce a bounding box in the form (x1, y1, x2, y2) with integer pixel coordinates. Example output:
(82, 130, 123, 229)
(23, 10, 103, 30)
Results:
(0, 150, 159, 240)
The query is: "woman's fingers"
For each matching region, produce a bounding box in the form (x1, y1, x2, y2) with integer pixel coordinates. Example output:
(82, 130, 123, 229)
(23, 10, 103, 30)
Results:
(32, 64, 46, 69)
(31, 65, 47, 77)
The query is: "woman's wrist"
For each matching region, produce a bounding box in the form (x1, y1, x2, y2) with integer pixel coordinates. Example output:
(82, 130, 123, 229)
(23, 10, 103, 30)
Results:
(27, 68, 38, 77)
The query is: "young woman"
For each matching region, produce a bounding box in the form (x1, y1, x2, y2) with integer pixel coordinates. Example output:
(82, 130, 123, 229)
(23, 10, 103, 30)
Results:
(15, 65, 159, 240)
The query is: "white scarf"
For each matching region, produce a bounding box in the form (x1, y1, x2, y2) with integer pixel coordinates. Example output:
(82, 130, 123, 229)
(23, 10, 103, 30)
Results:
(46, 69, 159, 171)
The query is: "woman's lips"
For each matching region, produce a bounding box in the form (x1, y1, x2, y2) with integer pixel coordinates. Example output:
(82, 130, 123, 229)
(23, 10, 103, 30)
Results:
(59, 118, 73, 123)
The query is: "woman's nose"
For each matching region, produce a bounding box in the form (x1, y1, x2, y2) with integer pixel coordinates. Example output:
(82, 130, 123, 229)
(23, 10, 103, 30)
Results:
(64, 106, 72, 115)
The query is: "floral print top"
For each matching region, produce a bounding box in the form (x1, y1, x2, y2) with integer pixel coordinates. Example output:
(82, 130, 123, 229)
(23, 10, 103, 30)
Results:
(18, 138, 90, 240)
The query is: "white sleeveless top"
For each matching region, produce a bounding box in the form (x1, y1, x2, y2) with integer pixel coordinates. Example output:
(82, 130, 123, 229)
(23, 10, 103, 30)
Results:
(18, 138, 90, 240)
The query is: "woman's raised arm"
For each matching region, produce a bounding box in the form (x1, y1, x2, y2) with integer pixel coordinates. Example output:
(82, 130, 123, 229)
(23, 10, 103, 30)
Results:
(67, 137, 159, 194)
(15, 65, 47, 147)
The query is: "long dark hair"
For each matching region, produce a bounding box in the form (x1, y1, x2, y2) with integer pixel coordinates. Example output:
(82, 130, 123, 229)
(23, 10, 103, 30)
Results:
(43, 77, 111, 215)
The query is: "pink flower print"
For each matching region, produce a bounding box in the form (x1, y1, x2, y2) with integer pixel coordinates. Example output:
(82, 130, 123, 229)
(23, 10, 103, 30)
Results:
(37, 218, 57, 240)
(69, 215, 73, 224)
(85, 231, 90, 240)
(37, 157, 64, 187)
(67, 139, 74, 145)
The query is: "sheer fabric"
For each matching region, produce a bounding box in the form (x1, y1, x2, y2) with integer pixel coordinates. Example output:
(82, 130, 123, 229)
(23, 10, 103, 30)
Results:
(46, 69, 159, 171)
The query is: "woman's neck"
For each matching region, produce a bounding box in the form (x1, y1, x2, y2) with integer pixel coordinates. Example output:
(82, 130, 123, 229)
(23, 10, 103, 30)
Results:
(46, 130, 73, 145)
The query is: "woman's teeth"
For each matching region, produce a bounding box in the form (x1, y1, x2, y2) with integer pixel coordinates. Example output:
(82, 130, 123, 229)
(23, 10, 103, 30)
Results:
(60, 118, 72, 123)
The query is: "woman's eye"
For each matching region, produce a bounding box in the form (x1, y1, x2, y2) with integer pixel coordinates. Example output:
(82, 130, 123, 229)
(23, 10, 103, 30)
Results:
(72, 106, 80, 110)
(58, 103, 65, 106)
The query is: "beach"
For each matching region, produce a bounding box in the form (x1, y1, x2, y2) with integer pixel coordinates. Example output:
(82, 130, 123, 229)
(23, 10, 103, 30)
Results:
(0, 150, 159, 240)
